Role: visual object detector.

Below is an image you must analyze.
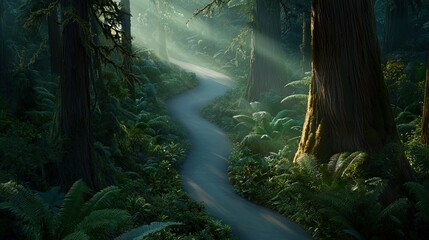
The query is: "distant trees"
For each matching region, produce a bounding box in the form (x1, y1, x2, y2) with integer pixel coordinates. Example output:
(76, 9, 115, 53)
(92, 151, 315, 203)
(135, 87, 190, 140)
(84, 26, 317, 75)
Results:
(422, 52, 429, 144)
(383, 0, 408, 54)
(121, 0, 135, 99)
(295, 0, 414, 181)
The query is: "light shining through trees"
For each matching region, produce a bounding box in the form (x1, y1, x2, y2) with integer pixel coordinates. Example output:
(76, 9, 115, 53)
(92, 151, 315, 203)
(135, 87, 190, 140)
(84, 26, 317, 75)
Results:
(130, 0, 246, 70)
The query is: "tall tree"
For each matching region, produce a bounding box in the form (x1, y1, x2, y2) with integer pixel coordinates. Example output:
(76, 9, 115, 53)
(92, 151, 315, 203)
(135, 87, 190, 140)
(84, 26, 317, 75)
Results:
(383, 0, 408, 54)
(121, 0, 135, 100)
(294, 0, 414, 181)
(246, 0, 284, 101)
(47, 5, 62, 76)
(57, 0, 99, 190)
(421, 51, 429, 144)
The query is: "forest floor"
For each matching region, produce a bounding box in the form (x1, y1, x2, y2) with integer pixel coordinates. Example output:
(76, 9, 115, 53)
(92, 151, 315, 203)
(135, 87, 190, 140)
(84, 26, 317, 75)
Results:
(167, 59, 311, 240)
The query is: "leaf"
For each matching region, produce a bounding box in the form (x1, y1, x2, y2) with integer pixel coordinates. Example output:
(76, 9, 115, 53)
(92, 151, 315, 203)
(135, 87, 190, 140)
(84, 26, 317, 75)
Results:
(281, 94, 308, 104)
(115, 222, 181, 240)
(233, 115, 255, 128)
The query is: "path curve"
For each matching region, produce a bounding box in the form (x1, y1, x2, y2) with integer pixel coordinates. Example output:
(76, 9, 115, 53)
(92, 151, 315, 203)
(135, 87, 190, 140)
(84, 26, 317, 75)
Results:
(167, 60, 311, 240)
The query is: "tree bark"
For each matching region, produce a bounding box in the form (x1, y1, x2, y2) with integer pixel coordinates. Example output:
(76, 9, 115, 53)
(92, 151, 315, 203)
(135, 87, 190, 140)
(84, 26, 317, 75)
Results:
(57, 0, 99, 190)
(246, 0, 284, 101)
(121, 0, 135, 100)
(421, 51, 429, 144)
(383, 0, 408, 54)
(295, 0, 414, 181)
(48, 6, 62, 76)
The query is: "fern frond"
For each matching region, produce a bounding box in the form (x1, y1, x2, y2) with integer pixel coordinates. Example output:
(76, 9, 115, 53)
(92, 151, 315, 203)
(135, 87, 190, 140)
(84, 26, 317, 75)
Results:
(295, 154, 318, 175)
(56, 180, 90, 238)
(115, 221, 181, 240)
(280, 94, 308, 104)
(62, 231, 90, 240)
(376, 198, 408, 226)
(79, 186, 120, 218)
(0, 181, 53, 239)
(77, 209, 130, 237)
(405, 182, 429, 223)
(233, 114, 255, 128)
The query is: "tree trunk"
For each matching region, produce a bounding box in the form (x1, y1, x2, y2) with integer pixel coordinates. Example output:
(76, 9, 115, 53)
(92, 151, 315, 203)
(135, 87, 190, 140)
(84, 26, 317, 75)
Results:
(121, 0, 135, 100)
(383, 0, 408, 54)
(246, 0, 284, 101)
(57, 0, 99, 190)
(48, 6, 62, 76)
(0, 1, 6, 86)
(421, 51, 429, 144)
(300, 12, 311, 74)
(295, 0, 414, 181)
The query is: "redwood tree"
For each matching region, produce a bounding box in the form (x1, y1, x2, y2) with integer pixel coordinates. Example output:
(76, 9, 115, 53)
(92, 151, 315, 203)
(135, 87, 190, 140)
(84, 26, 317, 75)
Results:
(421, 52, 429, 144)
(295, 0, 414, 181)
(246, 0, 284, 101)
(57, 0, 99, 190)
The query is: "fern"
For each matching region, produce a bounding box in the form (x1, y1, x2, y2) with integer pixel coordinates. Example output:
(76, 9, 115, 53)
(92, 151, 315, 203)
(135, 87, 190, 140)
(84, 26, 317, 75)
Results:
(115, 221, 181, 240)
(62, 231, 90, 240)
(56, 180, 91, 237)
(405, 182, 429, 224)
(79, 185, 120, 219)
(327, 152, 366, 181)
(0, 181, 53, 240)
(77, 209, 130, 239)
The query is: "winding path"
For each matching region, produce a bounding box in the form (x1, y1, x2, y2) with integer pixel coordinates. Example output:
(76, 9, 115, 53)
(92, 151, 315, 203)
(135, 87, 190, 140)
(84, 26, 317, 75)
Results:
(167, 60, 311, 240)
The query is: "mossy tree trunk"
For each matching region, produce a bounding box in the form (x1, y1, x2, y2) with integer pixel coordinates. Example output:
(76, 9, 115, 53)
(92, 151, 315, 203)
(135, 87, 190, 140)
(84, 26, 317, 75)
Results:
(383, 0, 408, 54)
(121, 0, 135, 100)
(246, 0, 284, 101)
(295, 0, 414, 181)
(57, 0, 100, 190)
(422, 51, 429, 144)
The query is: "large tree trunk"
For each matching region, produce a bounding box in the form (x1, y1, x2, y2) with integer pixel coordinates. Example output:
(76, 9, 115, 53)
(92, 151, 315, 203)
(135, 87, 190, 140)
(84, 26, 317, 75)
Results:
(383, 0, 408, 54)
(246, 0, 284, 101)
(48, 6, 62, 76)
(295, 0, 414, 181)
(422, 51, 429, 144)
(121, 0, 135, 100)
(57, 0, 99, 190)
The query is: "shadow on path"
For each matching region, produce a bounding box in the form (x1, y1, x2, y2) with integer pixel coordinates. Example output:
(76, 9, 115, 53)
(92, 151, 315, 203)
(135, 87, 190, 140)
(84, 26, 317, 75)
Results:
(167, 59, 312, 240)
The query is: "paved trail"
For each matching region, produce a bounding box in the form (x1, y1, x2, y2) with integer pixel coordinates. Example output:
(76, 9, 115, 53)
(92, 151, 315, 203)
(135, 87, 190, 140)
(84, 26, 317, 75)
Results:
(167, 60, 311, 240)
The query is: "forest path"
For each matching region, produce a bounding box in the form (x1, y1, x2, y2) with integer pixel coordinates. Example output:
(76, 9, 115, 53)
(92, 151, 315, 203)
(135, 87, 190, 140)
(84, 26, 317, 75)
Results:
(167, 59, 311, 240)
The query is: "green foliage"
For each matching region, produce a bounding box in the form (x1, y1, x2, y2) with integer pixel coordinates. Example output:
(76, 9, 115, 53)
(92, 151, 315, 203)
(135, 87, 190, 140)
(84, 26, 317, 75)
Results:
(115, 222, 181, 240)
(0, 180, 130, 240)
(233, 101, 303, 154)
(384, 59, 423, 113)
